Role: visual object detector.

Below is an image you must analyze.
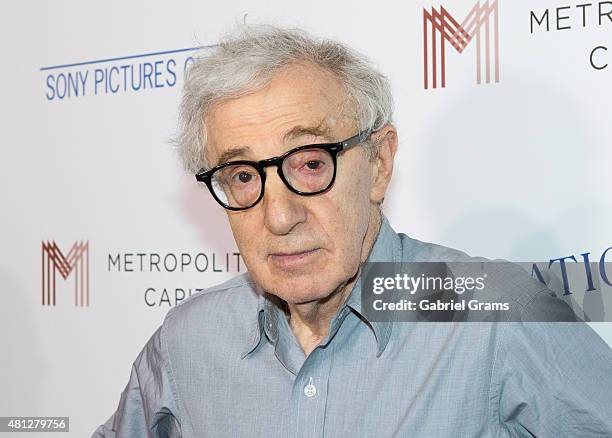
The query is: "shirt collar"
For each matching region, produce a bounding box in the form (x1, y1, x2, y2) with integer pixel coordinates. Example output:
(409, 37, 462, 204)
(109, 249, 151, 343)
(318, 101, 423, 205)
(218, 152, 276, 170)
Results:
(241, 213, 403, 359)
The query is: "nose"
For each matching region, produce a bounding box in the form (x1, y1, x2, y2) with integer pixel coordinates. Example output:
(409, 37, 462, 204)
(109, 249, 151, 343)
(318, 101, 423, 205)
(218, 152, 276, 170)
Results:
(261, 167, 307, 236)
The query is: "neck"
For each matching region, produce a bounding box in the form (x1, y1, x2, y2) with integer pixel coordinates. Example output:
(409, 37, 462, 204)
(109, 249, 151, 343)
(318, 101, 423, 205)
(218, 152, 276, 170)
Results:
(285, 209, 383, 355)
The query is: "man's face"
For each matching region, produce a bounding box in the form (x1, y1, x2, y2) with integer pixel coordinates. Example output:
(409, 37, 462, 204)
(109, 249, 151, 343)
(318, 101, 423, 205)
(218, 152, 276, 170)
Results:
(205, 62, 386, 304)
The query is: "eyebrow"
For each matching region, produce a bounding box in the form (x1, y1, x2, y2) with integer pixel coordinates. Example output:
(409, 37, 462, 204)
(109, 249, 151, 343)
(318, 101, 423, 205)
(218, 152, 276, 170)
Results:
(283, 123, 335, 143)
(215, 146, 252, 167)
(214, 121, 336, 167)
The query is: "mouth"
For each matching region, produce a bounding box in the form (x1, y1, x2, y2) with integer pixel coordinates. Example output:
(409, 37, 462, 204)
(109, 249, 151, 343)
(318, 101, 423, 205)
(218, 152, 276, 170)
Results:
(269, 248, 321, 269)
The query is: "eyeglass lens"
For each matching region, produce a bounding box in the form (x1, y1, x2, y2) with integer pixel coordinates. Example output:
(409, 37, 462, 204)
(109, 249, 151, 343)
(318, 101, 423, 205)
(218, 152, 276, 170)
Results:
(210, 147, 335, 208)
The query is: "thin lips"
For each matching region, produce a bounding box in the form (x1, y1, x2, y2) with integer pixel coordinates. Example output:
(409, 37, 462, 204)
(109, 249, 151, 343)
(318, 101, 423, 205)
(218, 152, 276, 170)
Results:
(270, 248, 319, 257)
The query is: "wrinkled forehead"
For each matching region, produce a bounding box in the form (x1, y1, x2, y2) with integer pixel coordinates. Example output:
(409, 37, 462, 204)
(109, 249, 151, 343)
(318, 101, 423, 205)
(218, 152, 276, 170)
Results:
(203, 63, 357, 165)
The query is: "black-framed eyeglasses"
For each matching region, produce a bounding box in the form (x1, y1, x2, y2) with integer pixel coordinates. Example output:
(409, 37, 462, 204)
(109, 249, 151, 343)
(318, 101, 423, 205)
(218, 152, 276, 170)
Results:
(195, 129, 373, 211)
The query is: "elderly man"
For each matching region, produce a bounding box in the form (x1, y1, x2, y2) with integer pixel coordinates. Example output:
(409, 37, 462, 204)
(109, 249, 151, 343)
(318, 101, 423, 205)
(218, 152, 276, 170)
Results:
(93, 25, 612, 437)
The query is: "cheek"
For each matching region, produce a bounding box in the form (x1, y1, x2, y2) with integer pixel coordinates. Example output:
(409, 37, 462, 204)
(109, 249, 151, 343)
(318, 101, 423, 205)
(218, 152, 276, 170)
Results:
(227, 214, 265, 261)
(323, 160, 373, 257)
(334, 158, 373, 220)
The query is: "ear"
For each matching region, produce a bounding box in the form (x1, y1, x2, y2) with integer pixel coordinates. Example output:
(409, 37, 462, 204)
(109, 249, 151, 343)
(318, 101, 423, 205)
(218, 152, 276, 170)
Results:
(369, 124, 398, 205)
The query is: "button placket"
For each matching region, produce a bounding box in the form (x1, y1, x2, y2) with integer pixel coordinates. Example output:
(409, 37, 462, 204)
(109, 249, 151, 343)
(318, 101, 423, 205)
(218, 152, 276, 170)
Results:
(290, 342, 336, 438)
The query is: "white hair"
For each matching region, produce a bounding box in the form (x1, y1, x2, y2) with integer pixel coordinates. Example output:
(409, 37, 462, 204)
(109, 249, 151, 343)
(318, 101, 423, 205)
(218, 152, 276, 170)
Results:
(173, 24, 394, 174)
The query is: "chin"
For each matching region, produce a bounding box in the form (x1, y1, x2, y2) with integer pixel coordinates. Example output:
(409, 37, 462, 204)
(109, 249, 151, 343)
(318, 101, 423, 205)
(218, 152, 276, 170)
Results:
(280, 291, 333, 305)
(265, 277, 336, 304)
(249, 254, 357, 303)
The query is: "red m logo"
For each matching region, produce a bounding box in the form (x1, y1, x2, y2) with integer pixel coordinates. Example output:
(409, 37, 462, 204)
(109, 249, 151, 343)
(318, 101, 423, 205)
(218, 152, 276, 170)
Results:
(41, 240, 90, 306)
(423, 0, 500, 89)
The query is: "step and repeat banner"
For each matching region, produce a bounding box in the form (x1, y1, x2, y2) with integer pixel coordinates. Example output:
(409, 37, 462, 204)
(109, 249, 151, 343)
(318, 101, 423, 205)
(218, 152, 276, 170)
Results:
(1, 0, 611, 436)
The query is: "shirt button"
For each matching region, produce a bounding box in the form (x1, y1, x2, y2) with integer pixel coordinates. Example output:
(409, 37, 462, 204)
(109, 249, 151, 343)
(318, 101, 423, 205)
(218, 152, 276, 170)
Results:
(304, 377, 317, 397)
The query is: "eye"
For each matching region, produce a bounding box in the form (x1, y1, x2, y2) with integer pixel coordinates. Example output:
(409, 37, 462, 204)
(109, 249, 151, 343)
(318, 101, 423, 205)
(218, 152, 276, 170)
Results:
(236, 171, 253, 183)
(305, 160, 324, 170)
(227, 167, 258, 185)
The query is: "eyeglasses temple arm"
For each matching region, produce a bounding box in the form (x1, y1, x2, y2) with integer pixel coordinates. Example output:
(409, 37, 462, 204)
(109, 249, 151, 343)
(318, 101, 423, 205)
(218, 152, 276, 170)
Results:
(340, 129, 373, 150)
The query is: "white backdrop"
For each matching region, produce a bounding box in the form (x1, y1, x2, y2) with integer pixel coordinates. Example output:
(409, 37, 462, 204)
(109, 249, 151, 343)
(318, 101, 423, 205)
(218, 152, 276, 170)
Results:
(1, 1, 611, 436)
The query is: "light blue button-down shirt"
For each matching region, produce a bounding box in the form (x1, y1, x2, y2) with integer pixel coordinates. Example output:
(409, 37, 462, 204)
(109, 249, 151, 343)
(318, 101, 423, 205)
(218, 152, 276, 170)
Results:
(93, 215, 612, 437)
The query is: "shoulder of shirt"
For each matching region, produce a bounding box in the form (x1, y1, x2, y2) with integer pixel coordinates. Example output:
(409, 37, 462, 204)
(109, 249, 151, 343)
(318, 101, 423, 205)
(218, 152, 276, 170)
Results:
(162, 271, 257, 323)
(396, 232, 575, 320)
(397, 232, 483, 262)
(128, 273, 258, 402)
(152, 272, 261, 353)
